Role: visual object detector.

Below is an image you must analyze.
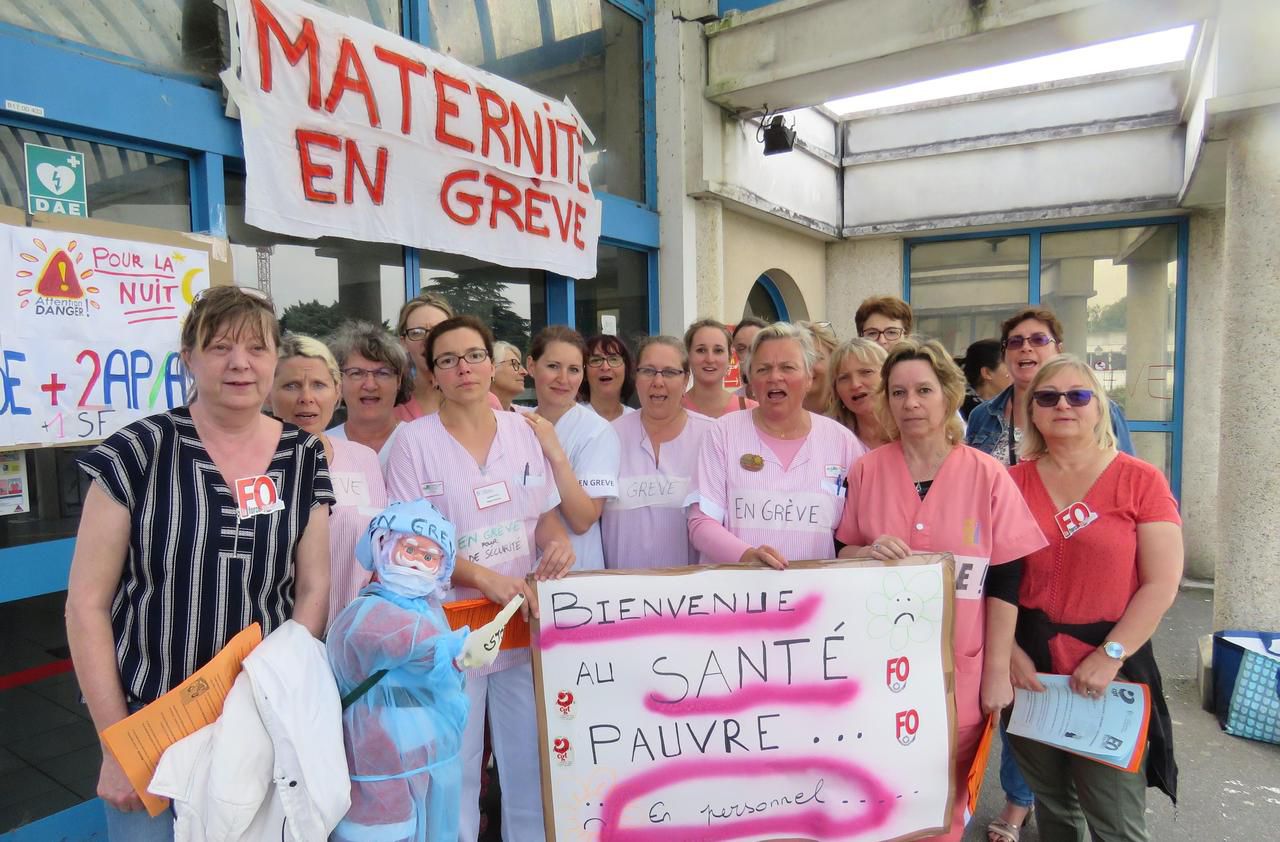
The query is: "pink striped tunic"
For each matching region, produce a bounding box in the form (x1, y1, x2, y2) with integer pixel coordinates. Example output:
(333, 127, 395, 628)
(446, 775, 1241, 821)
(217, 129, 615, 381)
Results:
(383, 411, 559, 675)
(602, 411, 714, 569)
(688, 410, 866, 563)
(326, 438, 387, 632)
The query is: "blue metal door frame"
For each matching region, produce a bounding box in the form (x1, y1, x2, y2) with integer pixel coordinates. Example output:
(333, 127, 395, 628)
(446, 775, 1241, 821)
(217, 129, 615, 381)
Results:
(903, 215, 1190, 499)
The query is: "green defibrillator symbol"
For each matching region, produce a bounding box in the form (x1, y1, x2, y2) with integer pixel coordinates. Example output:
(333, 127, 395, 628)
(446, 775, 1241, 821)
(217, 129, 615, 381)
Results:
(24, 143, 88, 217)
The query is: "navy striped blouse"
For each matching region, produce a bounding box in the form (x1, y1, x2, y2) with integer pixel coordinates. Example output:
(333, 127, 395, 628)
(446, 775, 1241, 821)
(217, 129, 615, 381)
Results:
(79, 407, 334, 704)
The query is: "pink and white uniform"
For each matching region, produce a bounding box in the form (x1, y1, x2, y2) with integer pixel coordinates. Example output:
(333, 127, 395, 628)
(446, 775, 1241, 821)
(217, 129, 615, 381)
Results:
(602, 411, 714, 569)
(688, 410, 866, 563)
(326, 437, 387, 630)
(383, 410, 560, 842)
(836, 442, 1046, 841)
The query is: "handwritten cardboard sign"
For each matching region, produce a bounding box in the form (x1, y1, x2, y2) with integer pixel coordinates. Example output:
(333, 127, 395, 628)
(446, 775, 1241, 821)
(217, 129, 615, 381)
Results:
(225, 0, 602, 279)
(531, 556, 958, 842)
(0, 212, 224, 449)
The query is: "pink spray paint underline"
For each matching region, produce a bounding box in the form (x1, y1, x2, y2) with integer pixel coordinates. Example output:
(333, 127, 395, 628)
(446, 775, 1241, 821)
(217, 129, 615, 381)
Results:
(596, 755, 896, 842)
(644, 679, 859, 716)
(124, 305, 176, 315)
(538, 592, 821, 651)
(128, 316, 178, 324)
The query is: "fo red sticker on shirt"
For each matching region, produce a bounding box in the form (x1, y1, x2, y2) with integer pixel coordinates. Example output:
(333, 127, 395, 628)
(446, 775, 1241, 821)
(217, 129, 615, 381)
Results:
(234, 475, 284, 519)
(1054, 501, 1098, 539)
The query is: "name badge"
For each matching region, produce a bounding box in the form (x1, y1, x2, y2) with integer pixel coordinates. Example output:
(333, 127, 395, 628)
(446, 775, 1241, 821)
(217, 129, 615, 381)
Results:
(421, 481, 445, 498)
(824, 463, 844, 479)
(457, 518, 529, 569)
(474, 481, 512, 510)
(234, 474, 284, 520)
(1055, 501, 1098, 539)
(331, 471, 372, 508)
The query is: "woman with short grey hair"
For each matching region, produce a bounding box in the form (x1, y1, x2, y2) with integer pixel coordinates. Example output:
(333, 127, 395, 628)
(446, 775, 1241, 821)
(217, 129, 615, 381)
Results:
(327, 321, 410, 465)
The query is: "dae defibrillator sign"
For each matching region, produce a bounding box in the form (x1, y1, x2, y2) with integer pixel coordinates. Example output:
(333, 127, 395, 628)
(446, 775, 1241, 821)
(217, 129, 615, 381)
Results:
(24, 143, 88, 217)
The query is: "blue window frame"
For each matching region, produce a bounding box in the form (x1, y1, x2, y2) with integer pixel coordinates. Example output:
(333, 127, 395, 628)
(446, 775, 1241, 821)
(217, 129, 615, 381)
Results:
(903, 216, 1189, 498)
(0, 4, 659, 834)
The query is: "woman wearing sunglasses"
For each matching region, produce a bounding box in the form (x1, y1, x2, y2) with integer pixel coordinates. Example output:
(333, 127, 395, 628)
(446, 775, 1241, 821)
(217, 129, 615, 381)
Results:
(836, 338, 1047, 842)
(383, 315, 574, 842)
(1006, 355, 1181, 841)
(580, 334, 637, 421)
(967, 308, 1134, 467)
(603, 336, 714, 568)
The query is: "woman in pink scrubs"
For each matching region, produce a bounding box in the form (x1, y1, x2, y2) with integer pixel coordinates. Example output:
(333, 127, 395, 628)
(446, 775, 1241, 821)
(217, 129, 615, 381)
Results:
(688, 322, 866, 567)
(603, 336, 714, 569)
(836, 338, 1047, 842)
(383, 315, 574, 842)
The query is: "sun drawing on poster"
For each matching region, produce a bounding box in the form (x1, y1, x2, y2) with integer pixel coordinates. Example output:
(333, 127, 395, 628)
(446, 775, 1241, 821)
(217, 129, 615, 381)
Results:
(866, 570, 942, 650)
(14, 238, 100, 312)
(557, 769, 618, 841)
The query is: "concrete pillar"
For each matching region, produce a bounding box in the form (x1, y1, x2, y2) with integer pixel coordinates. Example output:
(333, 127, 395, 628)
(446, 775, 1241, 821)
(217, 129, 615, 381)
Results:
(1181, 209, 1226, 581)
(825, 238, 902, 340)
(654, 4, 704, 334)
(1214, 106, 1280, 630)
(1122, 258, 1172, 469)
(336, 253, 383, 322)
(693, 197, 725, 319)
(1047, 258, 1093, 358)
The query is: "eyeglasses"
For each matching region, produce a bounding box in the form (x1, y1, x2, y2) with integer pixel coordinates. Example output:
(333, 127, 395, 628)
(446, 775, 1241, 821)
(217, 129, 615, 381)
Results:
(434, 348, 490, 369)
(636, 366, 686, 380)
(861, 327, 906, 342)
(342, 366, 398, 382)
(1032, 388, 1094, 408)
(588, 354, 625, 369)
(500, 358, 524, 372)
(401, 327, 429, 342)
(1003, 332, 1055, 351)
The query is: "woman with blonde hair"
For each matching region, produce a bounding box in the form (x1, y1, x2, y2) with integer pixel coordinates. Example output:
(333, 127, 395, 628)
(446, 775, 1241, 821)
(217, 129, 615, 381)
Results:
(688, 322, 864, 568)
(798, 320, 839, 413)
(836, 338, 1047, 842)
(394, 292, 454, 421)
(271, 334, 386, 627)
(825, 337, 890, 449)
(1007, 355, 1180, 841)
(682, 318, 757, 418)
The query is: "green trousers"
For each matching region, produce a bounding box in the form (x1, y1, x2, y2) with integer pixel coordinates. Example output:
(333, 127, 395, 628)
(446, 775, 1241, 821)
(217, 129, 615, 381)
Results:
(1007, 733, 1149, 842)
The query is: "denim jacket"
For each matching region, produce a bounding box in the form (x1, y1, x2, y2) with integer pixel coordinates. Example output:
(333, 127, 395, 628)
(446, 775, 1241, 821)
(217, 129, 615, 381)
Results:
(965, 385, 1134, 460)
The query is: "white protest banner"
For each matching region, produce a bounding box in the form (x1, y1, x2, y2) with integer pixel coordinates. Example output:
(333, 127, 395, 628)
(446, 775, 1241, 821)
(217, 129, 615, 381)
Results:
(532, 557, 958, 842)
(0, 221, 212, 448)
(226, 0, 602, 279)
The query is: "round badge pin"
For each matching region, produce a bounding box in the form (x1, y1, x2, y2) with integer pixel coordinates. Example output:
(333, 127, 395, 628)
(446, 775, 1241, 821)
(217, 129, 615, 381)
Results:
(740, 454, 765, 472)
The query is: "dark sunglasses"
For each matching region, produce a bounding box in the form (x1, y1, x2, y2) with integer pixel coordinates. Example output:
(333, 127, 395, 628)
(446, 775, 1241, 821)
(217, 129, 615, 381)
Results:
(1032, 388, 1094, 408)
(1002, 332, 1055, 351)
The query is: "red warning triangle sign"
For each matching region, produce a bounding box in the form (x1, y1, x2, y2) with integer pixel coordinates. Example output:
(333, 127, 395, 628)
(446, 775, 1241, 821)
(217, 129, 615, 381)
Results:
(35, 250, 83, 299)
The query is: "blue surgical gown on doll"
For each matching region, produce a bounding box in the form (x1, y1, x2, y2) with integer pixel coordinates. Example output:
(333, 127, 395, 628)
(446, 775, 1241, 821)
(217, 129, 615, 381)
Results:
(326, 583, 469, 842)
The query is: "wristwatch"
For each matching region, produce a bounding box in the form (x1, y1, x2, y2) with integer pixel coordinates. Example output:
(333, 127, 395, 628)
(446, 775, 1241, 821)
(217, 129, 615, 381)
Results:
(1102, 641, 1127, 661)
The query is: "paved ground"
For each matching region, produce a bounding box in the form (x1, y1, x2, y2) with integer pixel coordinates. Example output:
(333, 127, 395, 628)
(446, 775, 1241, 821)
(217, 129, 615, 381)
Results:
(964, 584, 1280, 841)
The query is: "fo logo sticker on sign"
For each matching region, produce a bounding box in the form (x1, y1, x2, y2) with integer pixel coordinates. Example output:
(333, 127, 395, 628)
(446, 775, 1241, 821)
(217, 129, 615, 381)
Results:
(235, 475, 284, 519)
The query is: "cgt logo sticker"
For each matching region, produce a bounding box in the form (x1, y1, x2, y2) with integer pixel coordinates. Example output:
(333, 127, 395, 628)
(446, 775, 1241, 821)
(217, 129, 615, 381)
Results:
(556, 690, 576, 719)
(553, 737, 574, 766)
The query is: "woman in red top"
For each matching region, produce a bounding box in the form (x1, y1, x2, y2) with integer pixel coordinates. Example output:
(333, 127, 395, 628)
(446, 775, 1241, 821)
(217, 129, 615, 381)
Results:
(1007, 355, 1182, 842)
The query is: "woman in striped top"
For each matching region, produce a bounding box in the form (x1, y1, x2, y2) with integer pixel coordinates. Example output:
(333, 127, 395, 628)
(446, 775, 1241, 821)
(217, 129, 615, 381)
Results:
(271, 334, 387, 630)
(66, 287, 334, 840)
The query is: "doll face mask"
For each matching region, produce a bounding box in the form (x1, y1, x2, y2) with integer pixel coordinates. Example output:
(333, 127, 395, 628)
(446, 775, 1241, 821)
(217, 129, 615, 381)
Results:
(378, 533, 448, 599)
